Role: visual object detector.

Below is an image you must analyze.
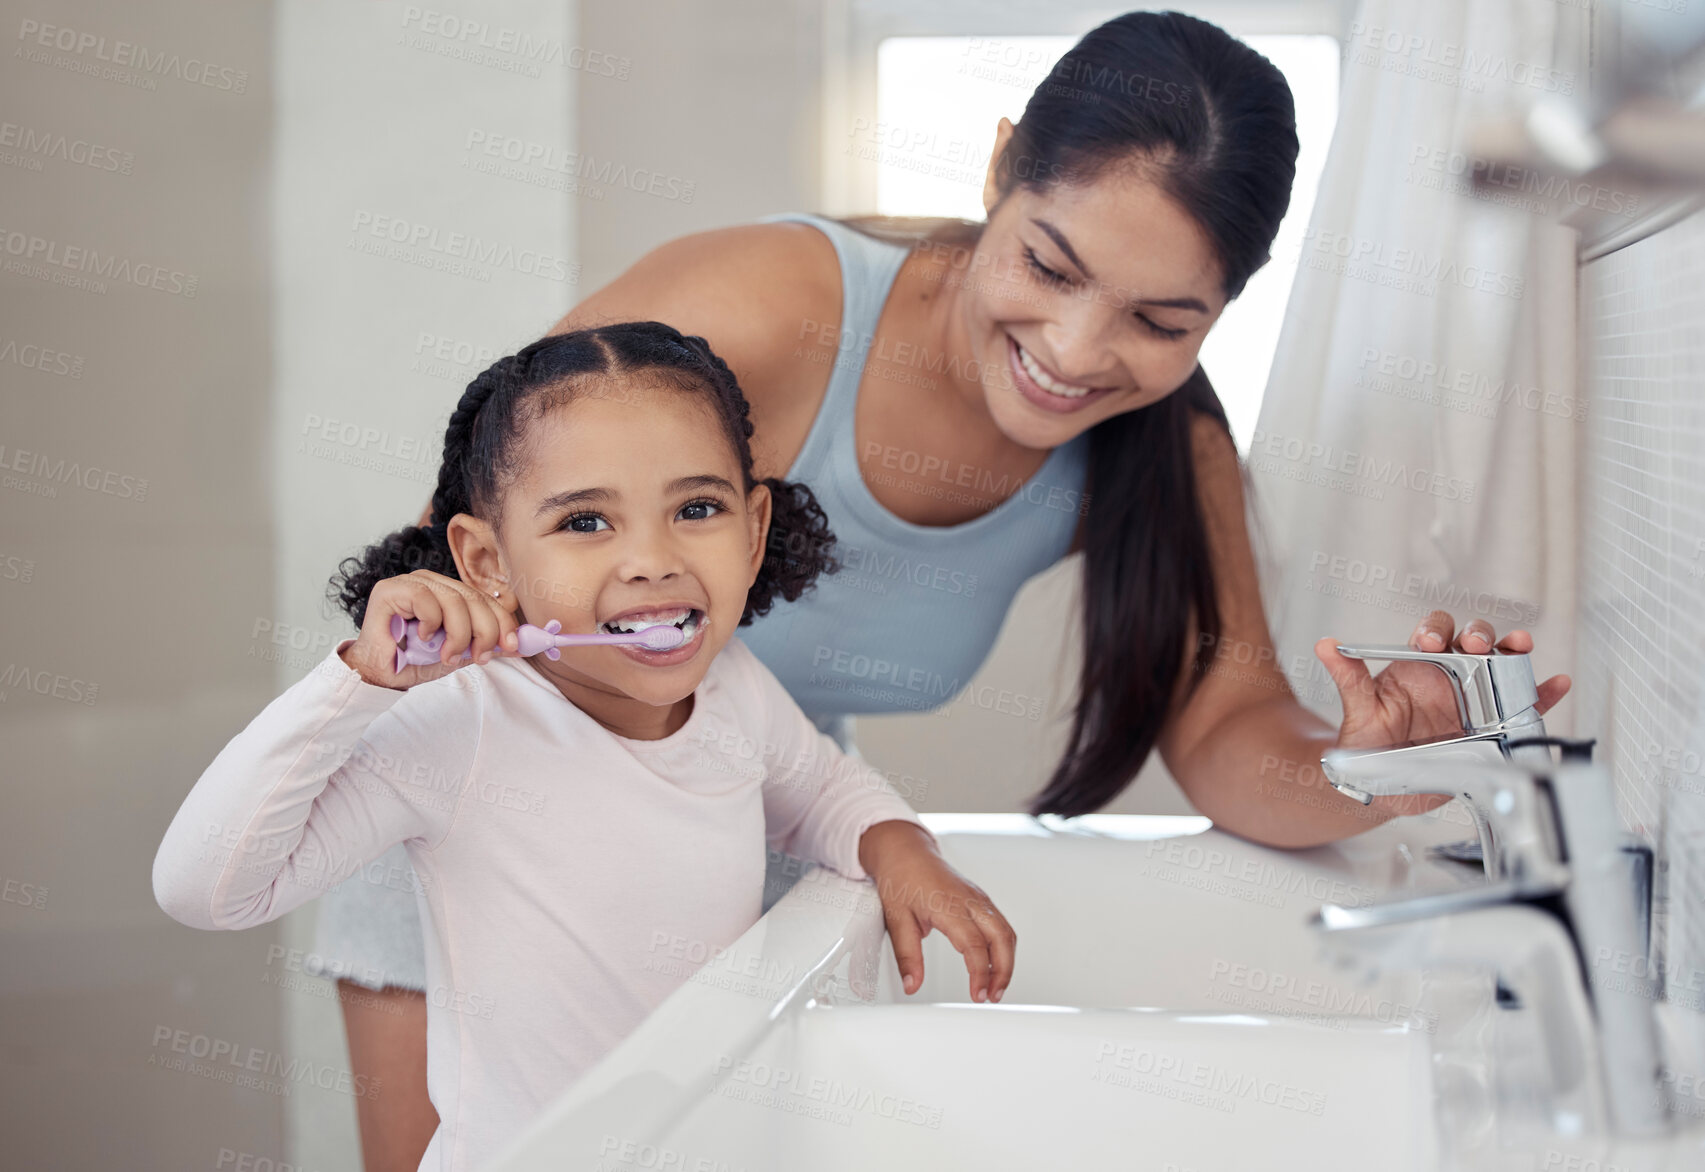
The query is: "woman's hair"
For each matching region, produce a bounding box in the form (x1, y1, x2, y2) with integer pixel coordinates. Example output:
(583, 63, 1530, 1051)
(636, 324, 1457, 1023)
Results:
(992, 12, 1298, 818)
(328, 321, 839, 629)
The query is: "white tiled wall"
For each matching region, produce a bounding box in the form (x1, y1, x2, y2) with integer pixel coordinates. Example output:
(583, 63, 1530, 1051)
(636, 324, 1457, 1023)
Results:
(1577, 206, 1705, 1027)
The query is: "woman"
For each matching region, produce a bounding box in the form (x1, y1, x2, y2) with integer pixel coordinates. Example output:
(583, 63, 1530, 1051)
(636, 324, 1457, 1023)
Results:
(317, 12, 1570, 1168)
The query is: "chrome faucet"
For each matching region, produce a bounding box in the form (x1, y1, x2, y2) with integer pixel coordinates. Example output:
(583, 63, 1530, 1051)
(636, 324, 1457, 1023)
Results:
(1318, 644, 1559, 879)
(1313, 759, 1667, 1139)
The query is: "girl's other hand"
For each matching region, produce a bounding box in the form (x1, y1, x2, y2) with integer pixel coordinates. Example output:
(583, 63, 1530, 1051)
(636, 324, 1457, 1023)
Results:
(340, 570, 521, 689)
(857, 820, 1017, 1004)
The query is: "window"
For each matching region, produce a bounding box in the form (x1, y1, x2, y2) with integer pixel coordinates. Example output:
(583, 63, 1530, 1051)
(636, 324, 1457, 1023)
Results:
(873, 34, 1340, 452)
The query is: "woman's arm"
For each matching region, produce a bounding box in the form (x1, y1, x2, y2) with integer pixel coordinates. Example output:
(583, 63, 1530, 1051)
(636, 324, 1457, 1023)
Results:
(1154, 415, 1570, 849)
(546, 223, 840, 480)
(411, 222, 836, 527)
(152, 644, 475, 928)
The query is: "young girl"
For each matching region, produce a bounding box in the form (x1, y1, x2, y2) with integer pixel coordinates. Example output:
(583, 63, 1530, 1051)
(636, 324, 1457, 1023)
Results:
(153, 322, 1016, 1171)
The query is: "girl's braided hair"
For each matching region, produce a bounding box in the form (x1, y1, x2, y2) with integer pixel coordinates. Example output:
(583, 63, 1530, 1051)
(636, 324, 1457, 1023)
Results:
(328, 321, 838, 628)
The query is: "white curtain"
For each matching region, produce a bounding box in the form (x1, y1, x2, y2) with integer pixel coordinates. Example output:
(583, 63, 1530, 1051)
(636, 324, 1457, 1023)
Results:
(1249, 0, 1587, 732)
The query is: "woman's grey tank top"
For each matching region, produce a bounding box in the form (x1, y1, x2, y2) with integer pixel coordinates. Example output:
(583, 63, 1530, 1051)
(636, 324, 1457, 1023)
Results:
(737, 213, 1091, 739)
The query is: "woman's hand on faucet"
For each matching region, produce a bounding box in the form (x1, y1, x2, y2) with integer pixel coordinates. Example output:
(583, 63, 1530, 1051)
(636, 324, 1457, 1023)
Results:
(1312, 609, 1572, 816)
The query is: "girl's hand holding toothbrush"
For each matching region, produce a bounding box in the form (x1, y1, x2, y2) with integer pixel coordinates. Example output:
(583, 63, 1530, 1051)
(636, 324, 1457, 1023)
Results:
(340, 570, 521, 689)
(857, 820, 1017, 1004)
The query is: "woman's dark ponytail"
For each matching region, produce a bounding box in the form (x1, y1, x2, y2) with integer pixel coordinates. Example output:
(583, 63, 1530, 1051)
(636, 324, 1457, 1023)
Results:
(1029, 368, 1230, 818)
(995, 12, 1296, 817)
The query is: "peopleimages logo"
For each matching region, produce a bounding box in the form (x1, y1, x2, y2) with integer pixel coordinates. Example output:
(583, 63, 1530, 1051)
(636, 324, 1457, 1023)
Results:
(0, 441, 149, 502)
(149, 1026, 378, 1098)
(1, 337, 85, 378)
(398, 6, 631, 78)
(348, 210, 576, 283)
(1408, 143, 1641, 219)
(1297, 228, 1525, 300)
(0, 121, 134, 174)
(16, 19, 250, 93)
(1092, 1041, 1328, 1116)
(1355, 346, 1585, 422)
(1306, 550, 1541, 625)
(1247, 428, 1477, 503)
(1344, 20, 1574, 96)
(0, 227, 198, 297)
(463, 131, 696, 203)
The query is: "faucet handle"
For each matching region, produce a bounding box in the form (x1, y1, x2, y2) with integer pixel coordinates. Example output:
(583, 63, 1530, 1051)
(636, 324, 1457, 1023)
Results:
(1334, 644, 1541, 732)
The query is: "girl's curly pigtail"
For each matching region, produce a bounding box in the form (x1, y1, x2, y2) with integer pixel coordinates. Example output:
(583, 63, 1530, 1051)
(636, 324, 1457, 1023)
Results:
(327, 357, 517, 627)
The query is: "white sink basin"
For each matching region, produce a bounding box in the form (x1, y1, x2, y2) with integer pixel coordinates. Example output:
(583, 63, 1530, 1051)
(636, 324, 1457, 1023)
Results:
(662, 1003, 1434, 1171)
(904, 813, 1438, 1028)
(484, 812, 1705, 1170)
(485, 813, 1481, 1171)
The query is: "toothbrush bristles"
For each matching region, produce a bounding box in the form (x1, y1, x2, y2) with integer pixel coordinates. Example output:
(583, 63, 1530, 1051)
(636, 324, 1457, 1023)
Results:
(639, 625, 686, 649)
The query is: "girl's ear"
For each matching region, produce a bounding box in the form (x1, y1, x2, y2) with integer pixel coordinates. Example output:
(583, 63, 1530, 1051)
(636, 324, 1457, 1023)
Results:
(746, 482, 773, 585)
(445, 513, 508, 595)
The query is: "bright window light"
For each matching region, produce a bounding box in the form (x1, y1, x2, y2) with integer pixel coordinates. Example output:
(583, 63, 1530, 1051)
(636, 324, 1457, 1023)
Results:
(874, 34, 1339, 452)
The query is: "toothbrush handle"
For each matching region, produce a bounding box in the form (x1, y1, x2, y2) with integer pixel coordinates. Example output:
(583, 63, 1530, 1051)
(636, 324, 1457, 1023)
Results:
(389, 616, 651, 672)
(391, 615, 540, 672)
(390, 615, 463, 673)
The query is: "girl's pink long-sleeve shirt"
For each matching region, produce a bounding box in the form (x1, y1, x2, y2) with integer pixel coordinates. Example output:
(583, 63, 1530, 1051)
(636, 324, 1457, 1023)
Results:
(153, 635, 929, 1172)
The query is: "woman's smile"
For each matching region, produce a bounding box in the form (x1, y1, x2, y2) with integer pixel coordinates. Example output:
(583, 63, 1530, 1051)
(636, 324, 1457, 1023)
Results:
(1004, 333, 1119, 414)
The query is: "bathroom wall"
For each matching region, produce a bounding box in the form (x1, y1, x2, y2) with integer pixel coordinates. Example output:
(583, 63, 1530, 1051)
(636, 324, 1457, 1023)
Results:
(0, 2, 576, 1168)
(0, 2, 280, 1168)
(575, 0, 825, 291)
(268, 2, 575, 1166)
(1576, 207, 1705, 1065)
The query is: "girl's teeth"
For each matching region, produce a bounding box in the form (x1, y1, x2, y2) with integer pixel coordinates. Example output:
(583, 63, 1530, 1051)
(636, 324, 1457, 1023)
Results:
(605, 608, 693, 633)
(601, 610, 709, 643)
(1016, 341, 1094, 398)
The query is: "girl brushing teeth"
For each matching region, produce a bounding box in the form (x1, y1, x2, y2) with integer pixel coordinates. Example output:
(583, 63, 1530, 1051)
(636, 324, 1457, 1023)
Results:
(153, 321, 1016, 1172)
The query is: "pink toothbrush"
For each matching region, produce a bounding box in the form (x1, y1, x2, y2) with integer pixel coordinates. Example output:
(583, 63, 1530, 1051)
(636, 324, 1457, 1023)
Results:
(389, 614, 686, 673)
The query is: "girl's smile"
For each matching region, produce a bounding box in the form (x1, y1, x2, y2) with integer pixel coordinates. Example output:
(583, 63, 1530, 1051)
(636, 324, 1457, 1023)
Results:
(599, 603, 709, 667)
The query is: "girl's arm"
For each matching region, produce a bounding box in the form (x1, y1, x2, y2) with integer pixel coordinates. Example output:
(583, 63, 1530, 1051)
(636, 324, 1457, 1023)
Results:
(727, 640, 1019, 1002)
(152, 642, 480, 930)
(736, 641, 932, 881)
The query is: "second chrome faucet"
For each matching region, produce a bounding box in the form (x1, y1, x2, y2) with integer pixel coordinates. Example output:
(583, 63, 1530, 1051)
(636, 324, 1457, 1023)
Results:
(1310, 642, 1667, 1137)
